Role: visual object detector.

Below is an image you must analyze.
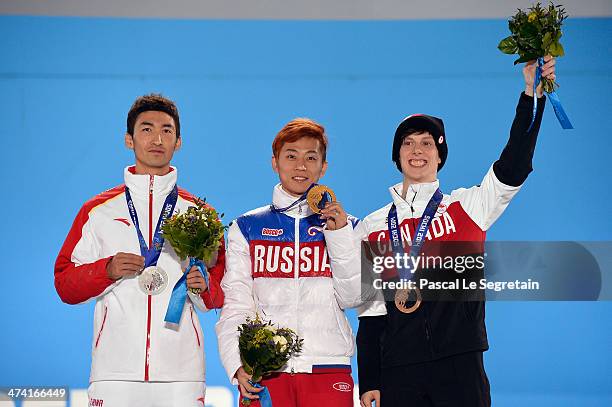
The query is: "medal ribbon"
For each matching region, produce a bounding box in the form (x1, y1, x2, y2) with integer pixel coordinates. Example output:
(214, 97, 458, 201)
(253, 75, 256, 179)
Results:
(125, 184, 178, 268)
(387, 188, 443, 282)
(243, 381, 272, 407)
(528, 57, 573, 132)
(270, 183, 317, 213)
(164, 257, 209, 324)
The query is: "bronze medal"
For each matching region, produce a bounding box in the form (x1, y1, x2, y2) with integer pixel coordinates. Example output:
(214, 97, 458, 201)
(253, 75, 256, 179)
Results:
(394, 287, 422, 314)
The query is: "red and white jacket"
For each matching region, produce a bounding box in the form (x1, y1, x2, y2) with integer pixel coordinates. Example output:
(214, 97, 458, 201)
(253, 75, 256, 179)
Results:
(357, 165, 520, 317)
(55, 166, 225, 383)
(215, 184, 362, 383)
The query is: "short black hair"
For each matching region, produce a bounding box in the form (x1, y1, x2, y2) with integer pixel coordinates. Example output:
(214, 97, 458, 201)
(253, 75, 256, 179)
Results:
(126, 94, 180, 137)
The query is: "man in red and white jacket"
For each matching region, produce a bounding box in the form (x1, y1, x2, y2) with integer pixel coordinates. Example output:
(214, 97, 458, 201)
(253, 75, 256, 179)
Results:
(55, 94, 225, 407)
(357, 58, 557, 407)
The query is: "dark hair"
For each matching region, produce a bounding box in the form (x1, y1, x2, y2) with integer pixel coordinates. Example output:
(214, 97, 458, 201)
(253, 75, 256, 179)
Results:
(272, 118, 328, 161)
(126, 94, 180, 137)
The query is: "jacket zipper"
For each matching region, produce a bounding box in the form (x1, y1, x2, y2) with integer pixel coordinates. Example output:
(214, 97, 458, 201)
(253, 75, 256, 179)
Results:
(291, 207, 301, 374)
(409, 188, 434, 357)
(144, 175, 154, 381)
(95, 306, 108, 348)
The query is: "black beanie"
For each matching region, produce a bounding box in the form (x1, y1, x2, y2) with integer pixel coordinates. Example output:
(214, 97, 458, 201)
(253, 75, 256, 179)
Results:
(392, 114, 447, 172)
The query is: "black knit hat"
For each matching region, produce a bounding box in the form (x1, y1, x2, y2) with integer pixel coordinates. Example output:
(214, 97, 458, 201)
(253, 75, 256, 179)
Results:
(392, 114, 447, 172)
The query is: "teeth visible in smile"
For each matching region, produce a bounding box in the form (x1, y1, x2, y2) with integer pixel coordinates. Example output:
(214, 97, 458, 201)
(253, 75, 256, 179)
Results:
(409, 159, 426, 167)
(293, 177, 307, 181)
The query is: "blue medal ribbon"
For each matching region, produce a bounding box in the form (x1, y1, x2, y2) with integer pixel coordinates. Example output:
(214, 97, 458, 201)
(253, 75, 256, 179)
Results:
(387, 188, 443, 282)
(125, 185, 178, 267)
(270, 183, 317, 213)
(242, 381, 272, 407)
(164, 257, 209, 324)
(318, 191, 332, 211)
(528, 57, 573, 132)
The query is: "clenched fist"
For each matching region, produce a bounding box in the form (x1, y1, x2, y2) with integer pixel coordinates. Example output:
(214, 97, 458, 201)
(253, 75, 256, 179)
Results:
(106, 252, 145, 280)
(319, 201, 348, 230)
(186, 266, 209, 291)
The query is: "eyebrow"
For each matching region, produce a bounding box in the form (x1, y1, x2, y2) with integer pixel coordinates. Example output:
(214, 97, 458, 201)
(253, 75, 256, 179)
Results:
(404, 135, 434, 141)
(138, 121, 175, 129)
(284, 148, 320, 154)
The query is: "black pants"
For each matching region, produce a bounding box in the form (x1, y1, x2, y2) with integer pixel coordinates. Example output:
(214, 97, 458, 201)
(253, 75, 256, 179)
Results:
(380, 351, 491, 407)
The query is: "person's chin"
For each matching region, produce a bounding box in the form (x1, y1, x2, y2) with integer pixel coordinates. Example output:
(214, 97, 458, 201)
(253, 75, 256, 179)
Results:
(282, 183, 308, 197)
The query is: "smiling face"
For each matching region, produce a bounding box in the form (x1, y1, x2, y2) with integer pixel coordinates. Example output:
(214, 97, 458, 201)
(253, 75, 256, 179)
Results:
(272, 136, 328, 197)
(125, 110, 181, 175)
(399, 131, 440, 185)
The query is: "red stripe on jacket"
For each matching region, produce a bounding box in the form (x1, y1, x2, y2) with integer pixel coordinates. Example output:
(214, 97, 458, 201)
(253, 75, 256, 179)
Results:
(178, 187, 226, 310)
(54, 185, 124, 304)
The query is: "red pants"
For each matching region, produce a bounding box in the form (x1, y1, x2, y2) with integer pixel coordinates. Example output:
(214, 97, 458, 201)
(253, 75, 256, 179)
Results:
(240, 372, 354, 407)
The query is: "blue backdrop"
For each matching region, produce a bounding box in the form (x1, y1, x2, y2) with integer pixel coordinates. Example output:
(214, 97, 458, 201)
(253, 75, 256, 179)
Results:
(1, 16, 611, 406)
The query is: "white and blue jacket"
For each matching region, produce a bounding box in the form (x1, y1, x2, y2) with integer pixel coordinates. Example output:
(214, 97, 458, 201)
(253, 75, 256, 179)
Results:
(215, 184, 362, 382)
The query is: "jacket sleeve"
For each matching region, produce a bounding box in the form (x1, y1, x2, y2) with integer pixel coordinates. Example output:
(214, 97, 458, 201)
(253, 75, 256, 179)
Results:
(215, 221, 256, 384)
(54, 204, 117, 305)
(190, 236, 226, 311)
(451, 92, 546, 231)
(355, 215, 389, 395)
(493, 91, 546, 187)
(323, 217, 363, 309)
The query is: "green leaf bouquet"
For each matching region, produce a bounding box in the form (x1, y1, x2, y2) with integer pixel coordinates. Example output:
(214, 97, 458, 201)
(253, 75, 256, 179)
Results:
(161, 198, 226, 293)
(238, 314, 303, 404)
(498, 2, 568, 93)
(162, 197, 225, 263)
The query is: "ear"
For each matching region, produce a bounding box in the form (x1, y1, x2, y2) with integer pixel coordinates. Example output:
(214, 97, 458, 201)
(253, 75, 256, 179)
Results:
(320, 160, 328, 179)
(125, 133, 134, 149)
(174, 136, 182, 151)
(271, 155, 279, 174)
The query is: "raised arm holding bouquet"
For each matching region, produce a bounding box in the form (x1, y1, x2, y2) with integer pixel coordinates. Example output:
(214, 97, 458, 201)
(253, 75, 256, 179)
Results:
(498, 1, 573, 129)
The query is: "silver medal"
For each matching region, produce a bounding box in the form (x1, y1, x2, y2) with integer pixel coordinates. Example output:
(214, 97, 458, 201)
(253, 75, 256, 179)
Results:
(138, 266, 168, 295)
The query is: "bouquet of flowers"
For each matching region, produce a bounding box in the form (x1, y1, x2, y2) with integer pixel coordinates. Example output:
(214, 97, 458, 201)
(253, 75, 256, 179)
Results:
(162, 197, 226, 294)
(498, 2, 568, 93)
(238, 314, 303, 405)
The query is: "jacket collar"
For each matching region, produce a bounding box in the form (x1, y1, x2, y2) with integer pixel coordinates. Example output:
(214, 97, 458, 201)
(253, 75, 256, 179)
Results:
(272, 183, 313, 218)
(389, 179, 440, 210)
(124, 166, 178, 198)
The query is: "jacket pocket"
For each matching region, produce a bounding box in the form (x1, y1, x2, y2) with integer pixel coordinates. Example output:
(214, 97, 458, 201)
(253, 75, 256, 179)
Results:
(95, 306, 108, 348)
(333, 304, 352, 352)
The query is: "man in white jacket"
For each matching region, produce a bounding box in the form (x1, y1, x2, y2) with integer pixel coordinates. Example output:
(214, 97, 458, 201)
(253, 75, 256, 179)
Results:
(216, 118, 361, 407)
(55, 94, 225, 407)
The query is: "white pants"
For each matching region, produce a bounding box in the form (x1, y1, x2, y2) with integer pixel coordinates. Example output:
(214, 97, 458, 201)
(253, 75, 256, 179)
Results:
(87, 381, 206, 407)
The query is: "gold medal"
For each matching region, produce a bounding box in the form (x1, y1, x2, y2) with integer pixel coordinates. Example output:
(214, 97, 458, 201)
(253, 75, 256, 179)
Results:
(394, 287, 422, 314)
(306, 185, 337, 214)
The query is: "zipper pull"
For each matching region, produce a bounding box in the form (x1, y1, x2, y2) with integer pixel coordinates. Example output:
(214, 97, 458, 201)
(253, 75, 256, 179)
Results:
(290, 368, 295, 376)
(149, 175, 154, 194)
